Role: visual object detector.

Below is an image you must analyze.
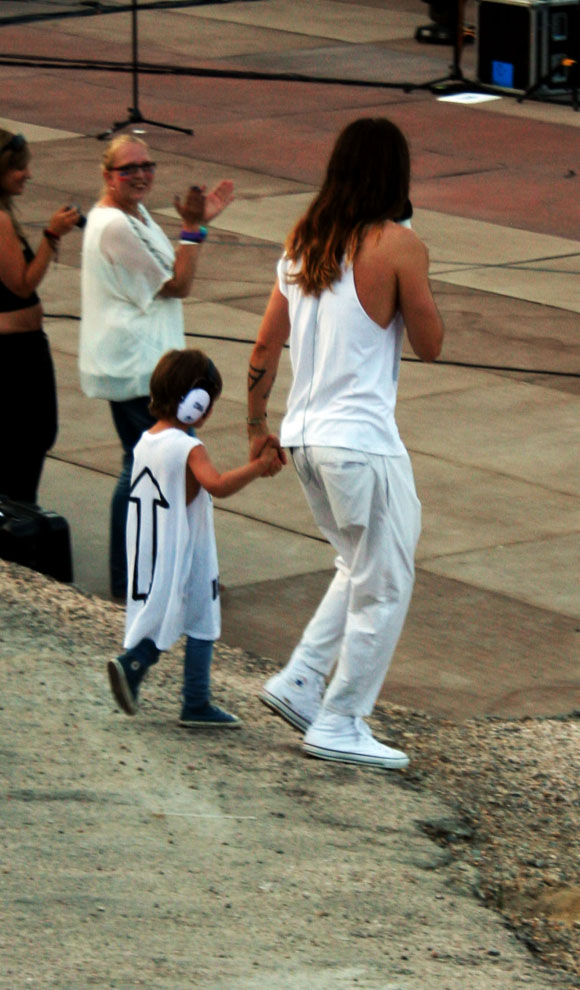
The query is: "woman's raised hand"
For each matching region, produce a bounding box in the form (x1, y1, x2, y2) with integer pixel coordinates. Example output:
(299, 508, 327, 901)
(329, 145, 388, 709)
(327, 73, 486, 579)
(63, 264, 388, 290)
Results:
(203, 180, 234, 222)
(175, 180, 234, 229)
(173, 185, 205, 229)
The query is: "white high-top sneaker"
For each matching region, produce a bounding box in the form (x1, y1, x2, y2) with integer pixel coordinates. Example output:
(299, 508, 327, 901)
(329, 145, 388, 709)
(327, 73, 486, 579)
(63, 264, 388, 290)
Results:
(303, 712, 409, 769)
(260, 666, 326, 732)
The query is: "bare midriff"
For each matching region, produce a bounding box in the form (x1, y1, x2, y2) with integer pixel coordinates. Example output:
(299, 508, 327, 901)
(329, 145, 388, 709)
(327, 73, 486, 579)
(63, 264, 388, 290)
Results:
(0, 300, 43, 333)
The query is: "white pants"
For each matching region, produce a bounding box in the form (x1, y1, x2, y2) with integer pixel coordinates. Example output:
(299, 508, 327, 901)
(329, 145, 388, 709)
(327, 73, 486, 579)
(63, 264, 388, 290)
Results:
(288, 447, 421, 717)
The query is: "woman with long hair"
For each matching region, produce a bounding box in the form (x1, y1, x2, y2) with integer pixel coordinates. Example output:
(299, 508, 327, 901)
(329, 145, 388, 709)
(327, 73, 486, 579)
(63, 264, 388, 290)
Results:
(0, 129, 81, 502)
(247, 117, 444, 770)
(79, 134, 234, 598)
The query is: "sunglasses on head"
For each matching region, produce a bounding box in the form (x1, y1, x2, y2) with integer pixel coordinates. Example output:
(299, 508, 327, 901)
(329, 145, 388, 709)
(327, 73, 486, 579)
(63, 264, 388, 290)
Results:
(108, 161, 156, 177)
(0, 133, 26, 156)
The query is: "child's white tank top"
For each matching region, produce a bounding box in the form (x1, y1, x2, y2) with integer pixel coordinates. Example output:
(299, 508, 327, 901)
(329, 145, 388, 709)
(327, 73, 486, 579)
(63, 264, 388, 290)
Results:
(124, 429, 220, 651)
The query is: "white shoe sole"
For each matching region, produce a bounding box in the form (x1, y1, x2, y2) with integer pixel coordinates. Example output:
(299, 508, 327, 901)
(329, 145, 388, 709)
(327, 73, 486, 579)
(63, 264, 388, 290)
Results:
(107, 659, 137, 716)
(303, 740, 409, 770)
(260, 689, 310, 733)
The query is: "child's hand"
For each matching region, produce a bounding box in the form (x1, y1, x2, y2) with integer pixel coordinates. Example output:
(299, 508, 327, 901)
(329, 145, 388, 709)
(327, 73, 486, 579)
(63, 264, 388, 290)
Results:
(250, 433, 287, 466)
(258, 443, 283, 477)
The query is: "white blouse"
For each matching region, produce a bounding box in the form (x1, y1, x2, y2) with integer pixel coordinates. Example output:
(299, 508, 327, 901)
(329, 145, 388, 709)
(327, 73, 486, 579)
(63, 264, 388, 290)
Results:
(79, 204, 184, 401)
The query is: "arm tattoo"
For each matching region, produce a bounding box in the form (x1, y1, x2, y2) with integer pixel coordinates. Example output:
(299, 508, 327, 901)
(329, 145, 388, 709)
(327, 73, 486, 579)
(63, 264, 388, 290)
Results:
(248, 364, 266, 392)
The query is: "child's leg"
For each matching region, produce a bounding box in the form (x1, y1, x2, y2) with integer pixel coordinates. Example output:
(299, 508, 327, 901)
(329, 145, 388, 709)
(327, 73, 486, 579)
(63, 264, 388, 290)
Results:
(107, 638, 160, 716)
(183, 635, 213, 709)
(180, 636, 241, 729)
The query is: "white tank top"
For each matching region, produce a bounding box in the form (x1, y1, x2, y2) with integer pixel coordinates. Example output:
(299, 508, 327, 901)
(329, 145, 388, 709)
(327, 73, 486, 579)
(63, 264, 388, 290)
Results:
(124, 429, 220, 651)
(278, 256, 407, 456)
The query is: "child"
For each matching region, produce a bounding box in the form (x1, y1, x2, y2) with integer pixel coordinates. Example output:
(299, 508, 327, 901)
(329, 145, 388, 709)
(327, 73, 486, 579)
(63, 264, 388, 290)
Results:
(107, 348, 281, 727)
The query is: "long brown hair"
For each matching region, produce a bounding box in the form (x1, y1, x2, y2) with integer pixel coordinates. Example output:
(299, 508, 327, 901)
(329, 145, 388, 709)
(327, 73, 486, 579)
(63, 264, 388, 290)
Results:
(0, 128, 30, 240)
(285, 117, 410, 296)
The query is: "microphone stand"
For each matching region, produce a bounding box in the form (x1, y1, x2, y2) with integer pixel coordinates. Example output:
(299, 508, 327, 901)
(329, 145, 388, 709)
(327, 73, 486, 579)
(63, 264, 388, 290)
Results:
(406, 0, 475, 95)
(98, 0, 193, 140)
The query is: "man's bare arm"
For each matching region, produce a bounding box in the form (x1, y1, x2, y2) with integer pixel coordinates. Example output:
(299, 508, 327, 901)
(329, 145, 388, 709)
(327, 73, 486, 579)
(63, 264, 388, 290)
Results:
(397, 233, 444, 362)
(247, 282, 291, 461)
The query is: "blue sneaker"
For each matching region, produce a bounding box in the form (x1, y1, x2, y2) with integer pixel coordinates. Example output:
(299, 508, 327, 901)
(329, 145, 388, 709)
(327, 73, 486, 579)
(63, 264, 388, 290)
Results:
(107, 656, 146, 716)
(179, 703, 241, 729)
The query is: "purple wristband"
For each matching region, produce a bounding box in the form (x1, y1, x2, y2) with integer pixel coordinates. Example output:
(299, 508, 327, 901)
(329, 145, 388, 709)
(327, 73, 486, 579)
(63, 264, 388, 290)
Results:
(179, 226, 208, 244)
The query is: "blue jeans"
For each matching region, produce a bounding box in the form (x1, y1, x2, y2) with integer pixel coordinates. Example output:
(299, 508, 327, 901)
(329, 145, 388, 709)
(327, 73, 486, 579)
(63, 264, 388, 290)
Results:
(109, 396, 155, 598)
(182, 636, 213, 712)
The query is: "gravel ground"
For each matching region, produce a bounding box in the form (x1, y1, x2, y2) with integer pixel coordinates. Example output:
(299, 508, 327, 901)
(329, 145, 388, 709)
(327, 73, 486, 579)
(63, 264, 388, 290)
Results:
(380, 708, 580, 979)
(1, 559, 579, 989)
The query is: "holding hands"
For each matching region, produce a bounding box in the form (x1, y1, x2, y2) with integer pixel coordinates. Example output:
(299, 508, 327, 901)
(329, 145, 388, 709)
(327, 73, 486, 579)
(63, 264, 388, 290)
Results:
(251, 433, 287, 477)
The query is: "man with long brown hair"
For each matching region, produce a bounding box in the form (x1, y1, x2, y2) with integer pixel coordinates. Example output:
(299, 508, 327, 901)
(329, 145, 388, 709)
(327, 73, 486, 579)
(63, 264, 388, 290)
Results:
(247, 117, 444, 770)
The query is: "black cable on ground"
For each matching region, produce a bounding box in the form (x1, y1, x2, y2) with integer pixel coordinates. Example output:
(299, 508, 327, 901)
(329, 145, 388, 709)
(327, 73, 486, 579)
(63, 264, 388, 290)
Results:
(42, 312, 580, 378)
(2, 50, 575, 107)
(0, 0, 250, 27)
(45, 450, 330, 542)
(0, 52, 418, 91)
(181, 332, 580, 378)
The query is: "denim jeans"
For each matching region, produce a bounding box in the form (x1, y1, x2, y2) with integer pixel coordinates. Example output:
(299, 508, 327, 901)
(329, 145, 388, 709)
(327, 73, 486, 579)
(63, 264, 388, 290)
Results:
(109, 396, 156, 597)
(183, 636, 214, 711)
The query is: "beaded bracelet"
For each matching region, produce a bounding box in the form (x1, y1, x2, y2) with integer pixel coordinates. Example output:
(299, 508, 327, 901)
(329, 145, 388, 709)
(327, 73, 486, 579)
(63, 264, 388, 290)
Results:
(179, 225, 208, 245)
(246, 413, 268, 426)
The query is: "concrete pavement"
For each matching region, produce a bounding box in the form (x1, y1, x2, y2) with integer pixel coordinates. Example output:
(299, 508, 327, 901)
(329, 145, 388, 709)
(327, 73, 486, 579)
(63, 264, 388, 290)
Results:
(1, 0, 578, 717)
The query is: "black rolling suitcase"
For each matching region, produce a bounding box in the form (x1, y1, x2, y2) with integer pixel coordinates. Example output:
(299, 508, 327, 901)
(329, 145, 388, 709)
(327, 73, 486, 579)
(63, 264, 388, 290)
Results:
(0, 495, 73, 583)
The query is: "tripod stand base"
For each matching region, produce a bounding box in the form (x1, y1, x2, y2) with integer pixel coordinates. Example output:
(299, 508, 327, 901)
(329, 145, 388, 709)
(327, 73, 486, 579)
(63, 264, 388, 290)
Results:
(407, 0, 477, 93)
(97, 0, 194, 141)
(405, 69, 477, 96)
(517, 59, 579, 111)
(97, 107, 193, 140)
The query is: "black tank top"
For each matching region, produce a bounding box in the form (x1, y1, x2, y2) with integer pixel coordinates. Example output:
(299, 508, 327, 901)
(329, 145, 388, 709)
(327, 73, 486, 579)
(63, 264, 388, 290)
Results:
(0, 237, 40, 312)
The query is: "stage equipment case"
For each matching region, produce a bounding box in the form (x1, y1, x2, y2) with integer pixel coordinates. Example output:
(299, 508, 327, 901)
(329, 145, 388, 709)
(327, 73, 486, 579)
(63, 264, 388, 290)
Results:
(0, 496, 73, 583)
(477, 0, 578, 93)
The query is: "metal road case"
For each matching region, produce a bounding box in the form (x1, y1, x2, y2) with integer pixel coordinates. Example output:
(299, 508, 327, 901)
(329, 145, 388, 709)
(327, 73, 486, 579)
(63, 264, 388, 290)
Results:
(0, 496, 73, 584)
(477, 0, 578, 93)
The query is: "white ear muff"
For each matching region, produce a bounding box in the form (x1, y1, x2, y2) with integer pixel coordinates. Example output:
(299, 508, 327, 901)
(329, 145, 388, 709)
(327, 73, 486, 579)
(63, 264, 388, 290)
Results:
(176, 388, 211, 424)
